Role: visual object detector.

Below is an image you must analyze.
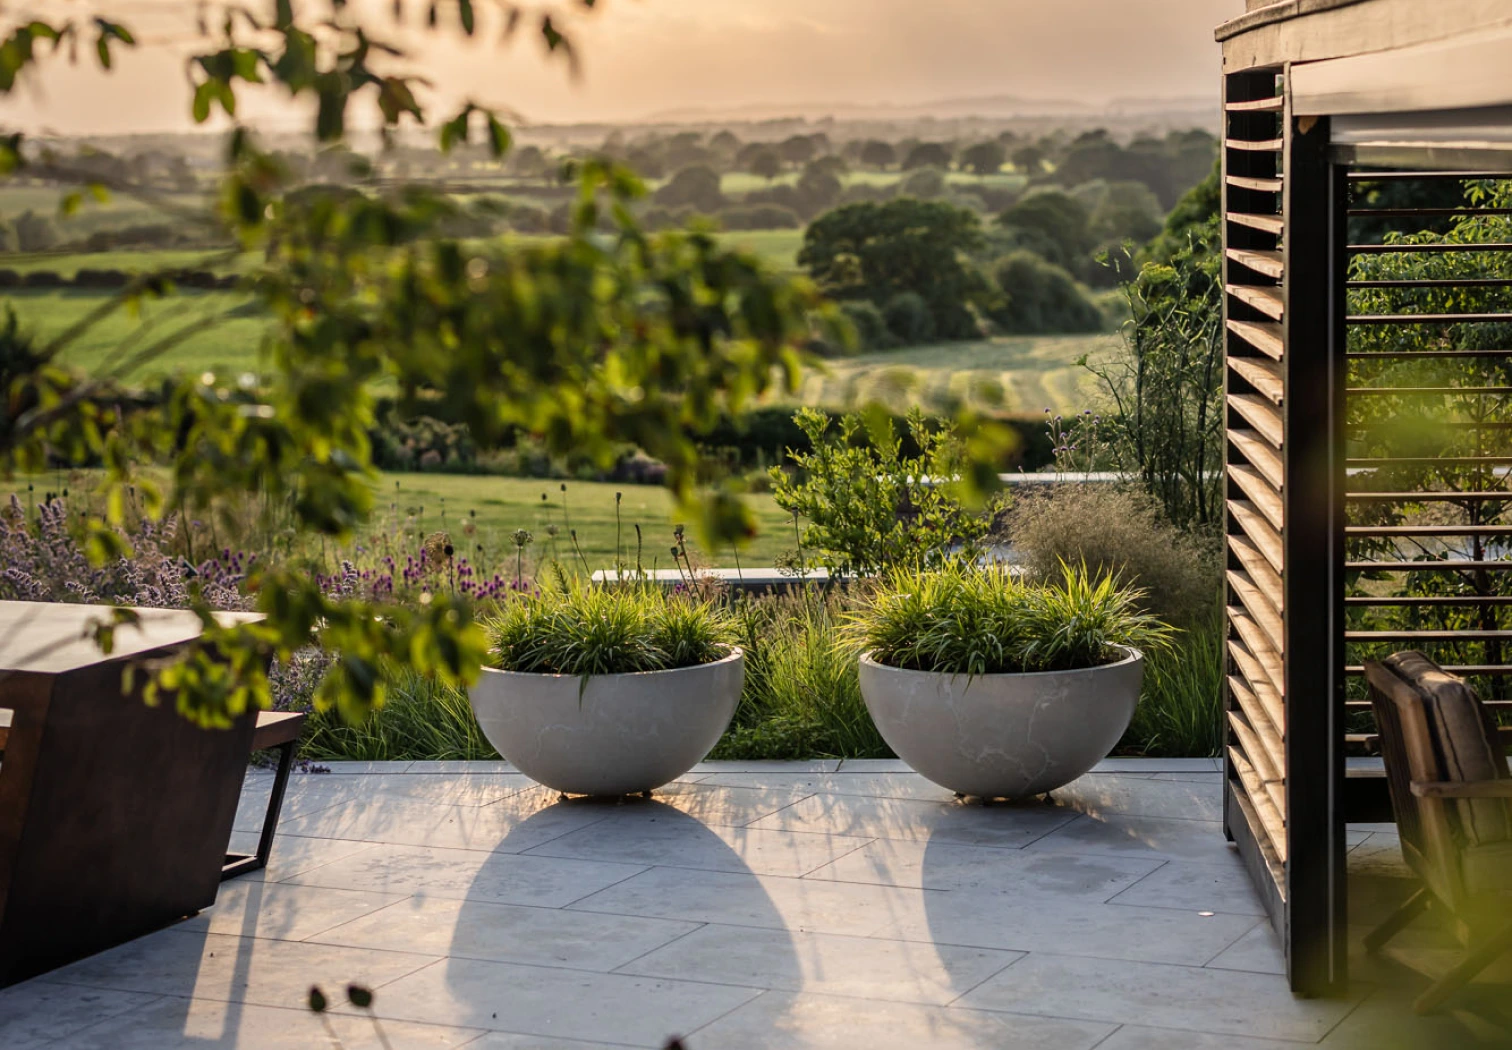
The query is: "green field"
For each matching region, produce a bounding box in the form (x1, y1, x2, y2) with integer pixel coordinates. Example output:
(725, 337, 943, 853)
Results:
(795, 334, 1117, 415)
(4, 471, 797, 571)
(2, 285, 1109, 414)
(716, 171, 1028, 196)
(4, 290, 267, 379)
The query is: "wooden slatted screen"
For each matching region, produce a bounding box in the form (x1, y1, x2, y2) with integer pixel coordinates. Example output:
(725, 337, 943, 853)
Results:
(1223, 66, 1290, 912)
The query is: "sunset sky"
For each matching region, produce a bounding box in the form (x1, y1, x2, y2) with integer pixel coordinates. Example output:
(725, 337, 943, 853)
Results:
(6, 0, 1240, 134)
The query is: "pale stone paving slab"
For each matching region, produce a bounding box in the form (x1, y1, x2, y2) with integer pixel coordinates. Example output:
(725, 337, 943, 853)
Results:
(1023, 813, 1243, 865)
(522, 810, 876, 877)
(44, 929, 438, 1009)
(53, 997, 486, 1049)
(310, 895, 702, 971)
(1108, 859, 1271, 916)
(803, 836, 1163, 896)
(1204, 922, 1287, 975)
(745, 793, 1078, 847)
(274, 793, 615, 853)
(1094, 1027, 1314, 1049)
(870, 892, 1261, 966)
(346, 957, 761, 1046)
(686, 991, 1116, 1050)
(0, 981, 162, 1050)
(280, 842, 649, 908)
(618, 924, 1023, 1006)
(172, 881, 409, 942)
(222, 832, 379, 883)
(955, 952, 1368, 1041)
(1046, 774, 1226, 822)
(566, 865, 936, 938)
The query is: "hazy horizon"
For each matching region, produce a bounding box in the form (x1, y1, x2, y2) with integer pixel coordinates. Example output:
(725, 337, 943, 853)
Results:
(4, 0, 1239, 135)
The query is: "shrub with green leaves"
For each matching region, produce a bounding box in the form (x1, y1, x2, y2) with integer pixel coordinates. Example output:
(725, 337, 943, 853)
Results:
(850, 563, 1173, 675)
(485, 584, 735, 676)
(770, 407, 990, 576)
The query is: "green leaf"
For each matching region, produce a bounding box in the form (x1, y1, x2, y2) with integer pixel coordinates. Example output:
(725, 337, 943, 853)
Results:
(486, 114, 511, 158)
(192, 81, 215, 124)
(347, 984, 374, 1008)
(458, 0, 475, 34)
(308, 986, 328, 1013)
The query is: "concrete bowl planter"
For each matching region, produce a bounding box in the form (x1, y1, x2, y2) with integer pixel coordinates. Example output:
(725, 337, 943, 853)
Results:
(468, 647, 743, 796)
(858, 647, 1143, 799)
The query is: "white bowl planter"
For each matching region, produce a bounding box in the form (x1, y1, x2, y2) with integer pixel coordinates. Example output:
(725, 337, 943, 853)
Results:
(858, 647, 1143, 799)
(469, 647, 744, 796)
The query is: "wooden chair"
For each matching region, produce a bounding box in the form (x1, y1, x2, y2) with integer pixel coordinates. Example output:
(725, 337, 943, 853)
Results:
(1363, 651, 1512, 1014)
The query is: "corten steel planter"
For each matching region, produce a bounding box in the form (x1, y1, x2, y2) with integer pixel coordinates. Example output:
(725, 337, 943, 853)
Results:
(858, 647, 1143, 799)
(469, 647, 744, 796)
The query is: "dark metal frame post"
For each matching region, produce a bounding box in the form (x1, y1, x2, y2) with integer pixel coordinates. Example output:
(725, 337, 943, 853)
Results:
(1281, 108, 1349, 997)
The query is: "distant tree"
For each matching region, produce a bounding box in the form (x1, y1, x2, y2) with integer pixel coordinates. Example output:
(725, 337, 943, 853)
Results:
(12, 210, 57, 252)
(709, 129, 741, 155)
(625, 148, 665, 180)
(997, 191, 1094, 274)
(807, 155, 849, 179)
(0, 222, 16, 253)
(960, 141, 1007, 176)
(509, 144, 548, 178)
(748, 149, 783, 182)
(992, 251, 1103, 334)
(899, 168, 946, 200)
(859, 140, 897, 170)
(1011, 145, 1046, 174)
(654, 165, 726, 213)
(796, 166, 843, 214)
(1086, 180, 1163, 246)
(902, 142, 952, 171)
(800, 198, 991, 341)
(779, 134, 817, 168)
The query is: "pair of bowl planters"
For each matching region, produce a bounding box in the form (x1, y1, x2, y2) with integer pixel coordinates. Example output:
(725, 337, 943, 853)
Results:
(469, 644, 1144, 799)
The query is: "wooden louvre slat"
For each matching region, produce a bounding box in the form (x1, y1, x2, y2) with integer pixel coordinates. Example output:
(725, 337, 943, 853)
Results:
(1230, 534, 1284, 613)
(1225, 97, 1284, 113)
(1227, 175, 1285, 195)
(1227, 138, 1285, 152)
(1230, 746, 1289, 865)
(1230, 570, 1285, 654)
(1229, 211, 1286, 235)
(1229, 710, 1286, 815)
(1229, 284, 1286, 321)
(1227, 246, 1285, 278)
(1230, 500, 1284, 569)
(1229, 430, 1284, 490)
(1231, 467, 1285, 533)
(1227, 319, 1285, 360)
(1228, 641, 1286, 727)
(1228, 394, 1284, 447)
(1230, 356, 1285, 403)
(1230, 609, 1286, 696)
(1228, 677, 1285, 764)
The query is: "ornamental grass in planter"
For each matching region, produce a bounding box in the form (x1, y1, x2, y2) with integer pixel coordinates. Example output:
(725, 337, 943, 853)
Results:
(849, 563, 1174, 799)
(471, 583, 743, 796)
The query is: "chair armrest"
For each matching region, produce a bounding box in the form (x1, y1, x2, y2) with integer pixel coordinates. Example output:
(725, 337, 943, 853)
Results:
(1411, 780, 1512, 799)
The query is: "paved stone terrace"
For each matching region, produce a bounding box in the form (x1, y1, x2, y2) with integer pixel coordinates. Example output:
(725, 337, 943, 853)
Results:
(1, 760, 1504, 1048)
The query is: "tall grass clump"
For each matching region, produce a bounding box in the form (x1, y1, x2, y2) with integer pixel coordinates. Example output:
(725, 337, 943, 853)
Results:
(851, 563, 1174, 675)
(1119, 604, 1226, 757)
(300, 667, 498, 762)
(998, 484, 1222, 627)
(711, 588, 889, 760)
(485, 582, 735, 675)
